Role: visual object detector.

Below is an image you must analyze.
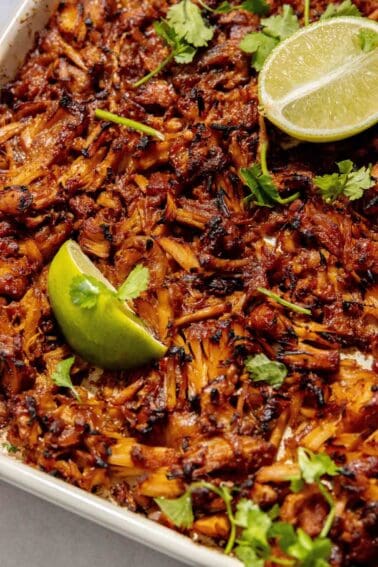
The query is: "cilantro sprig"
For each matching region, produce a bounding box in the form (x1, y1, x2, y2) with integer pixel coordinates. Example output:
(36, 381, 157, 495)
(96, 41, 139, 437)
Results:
(314, 160, 374, 203)
(240, 123, 300, 208)
(240, 163, 300, 207)
(156, 481, 236, 553)
(51, 357, 80, 401)
(156, 482, 333, 566)
(289, 448, 340, 538)
(70, 265, 150, 310)
(245, 353, 288, 388)
(134, 0, 214, 87)
(257, 287, 312, 316)
(234, 500, 279, 564)
(240, 4, 299, 71)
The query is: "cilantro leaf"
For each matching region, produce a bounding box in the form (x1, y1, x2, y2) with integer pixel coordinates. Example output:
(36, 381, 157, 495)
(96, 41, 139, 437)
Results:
(289, 447, 339, 492)
(240, 163, 299, 207)
(314, 160, 374, 202)
(210, 1, 234, 13)
(321, 0, 361, 19)
(2, 443, 18, 454)
(117, 264, 150, 301)
(257, 287, 312, 315)
(297, 448, 340, 487)
(200, 0, 269, 15)
(240, 4, 298, 71)
(234, 546, 265, 567)
(155, 481, 234, 535)
(241, 0, 270, 16)
(155, 491, 194, 528)
(234, 500, 284, 565)
(70, 275, 102, 309)
(167, 0, 214, 47)
(245, 353, 288, 388)
(51, 357, 80, 401)
(270, 522, 332, 567)
(261, 4, 300, 39)
(235, 500, 272, 555)
(288, 448, 339, 539)
(269, 521, 298, 551)
(359, 29, 378, 52)
(154, 21, 197, 64)
(240, 33, 278, 71)
(286, 529, 332, 567)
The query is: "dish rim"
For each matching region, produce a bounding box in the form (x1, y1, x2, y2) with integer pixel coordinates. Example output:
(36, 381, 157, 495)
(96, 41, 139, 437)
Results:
(0, 2, 239, 565)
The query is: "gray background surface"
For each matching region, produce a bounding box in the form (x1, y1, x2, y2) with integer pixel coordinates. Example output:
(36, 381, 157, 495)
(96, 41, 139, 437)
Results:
(0, 2, 181, 566)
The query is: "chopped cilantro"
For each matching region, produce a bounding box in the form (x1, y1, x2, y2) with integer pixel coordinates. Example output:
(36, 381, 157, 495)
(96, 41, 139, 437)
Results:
(314, 160, 374, 203)
(245, 353, 288, 388)
(240, 4, 299, 71)
(51, 357, 80, 401)
(117, 265, 150, 301)
(240, 163, 299, 207)
(257, 287, 312, 315)
(320, 0, 361, 19)
(358, 28, 378, 52)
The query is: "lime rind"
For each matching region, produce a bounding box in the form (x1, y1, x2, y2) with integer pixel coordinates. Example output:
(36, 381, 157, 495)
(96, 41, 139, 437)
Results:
(258, 17, 378, 142)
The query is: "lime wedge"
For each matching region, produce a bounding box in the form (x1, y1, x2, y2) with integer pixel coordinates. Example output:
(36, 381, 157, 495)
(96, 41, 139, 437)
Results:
(258, 17, 378, 142)
(47, 240, 167, 369)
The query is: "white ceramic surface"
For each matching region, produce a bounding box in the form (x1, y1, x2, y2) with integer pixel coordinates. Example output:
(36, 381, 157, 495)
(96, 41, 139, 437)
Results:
(0, 2, 239, 565)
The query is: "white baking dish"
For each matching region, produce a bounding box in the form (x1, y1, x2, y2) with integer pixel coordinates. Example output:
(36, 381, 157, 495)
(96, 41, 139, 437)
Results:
(0, 2, 238, 565)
